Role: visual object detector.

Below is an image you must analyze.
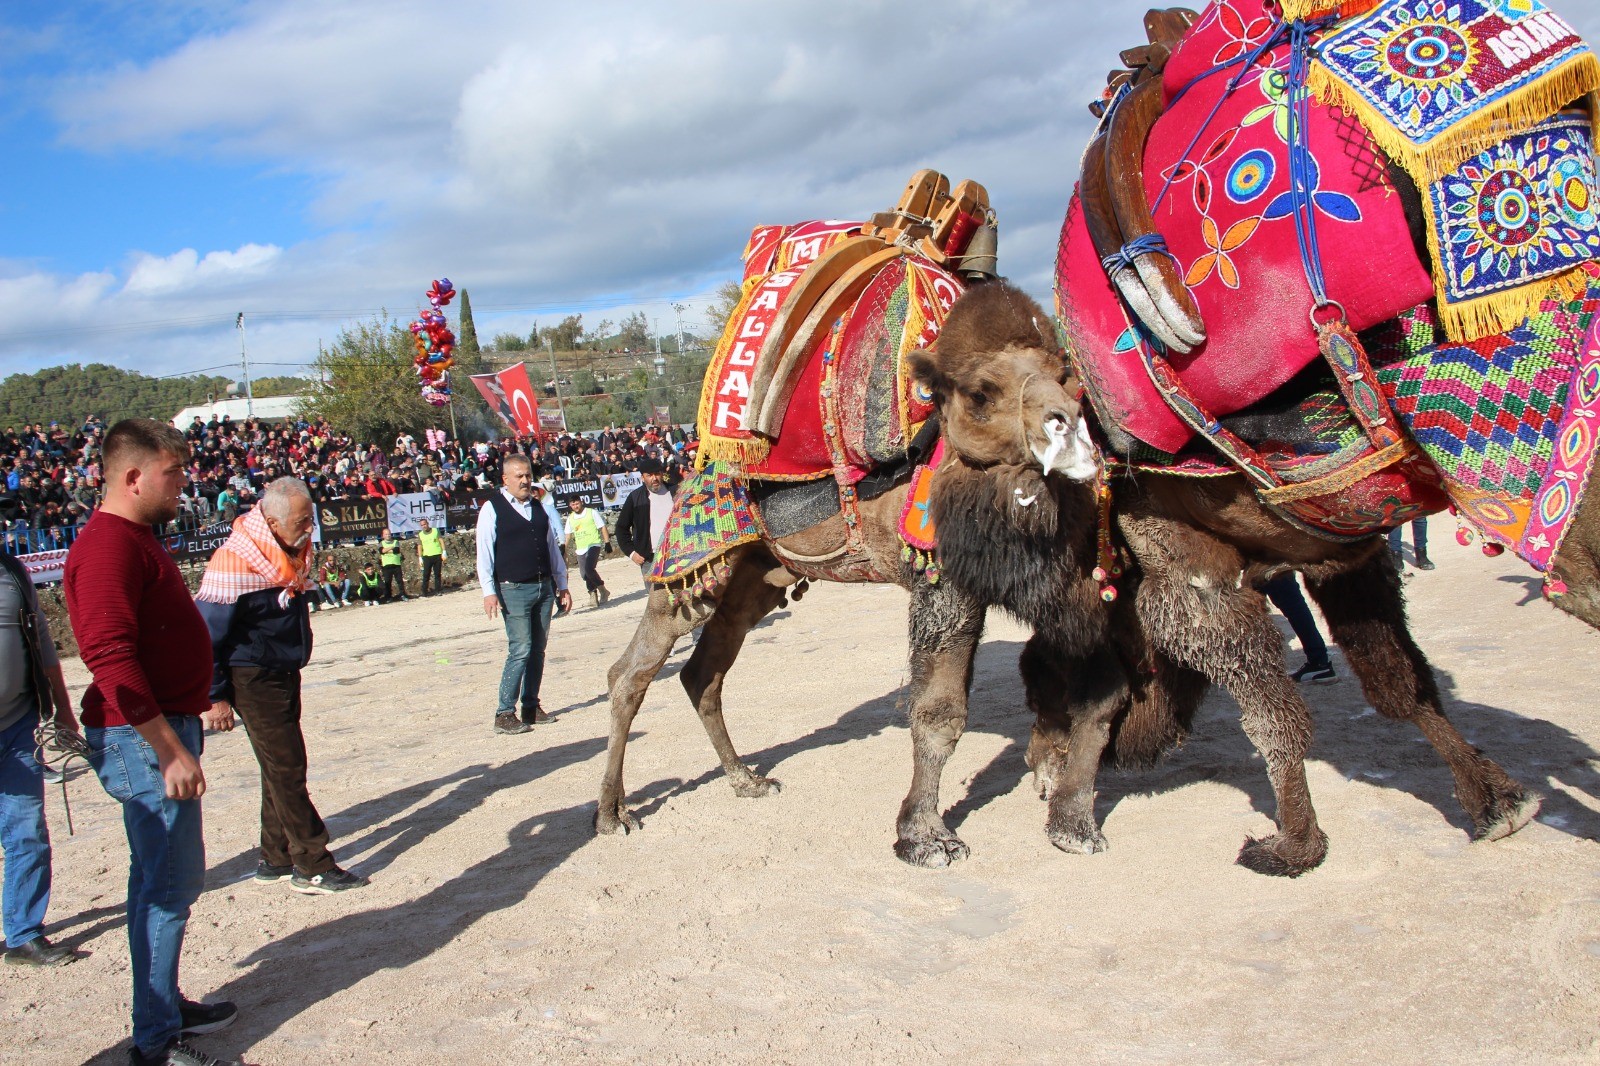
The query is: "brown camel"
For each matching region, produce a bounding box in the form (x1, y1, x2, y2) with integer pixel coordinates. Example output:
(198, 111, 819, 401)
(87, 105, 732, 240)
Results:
(908, 281, 1540, 876)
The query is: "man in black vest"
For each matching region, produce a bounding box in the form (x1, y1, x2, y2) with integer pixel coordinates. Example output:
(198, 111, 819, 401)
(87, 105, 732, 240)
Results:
(474, 454, 571, 735)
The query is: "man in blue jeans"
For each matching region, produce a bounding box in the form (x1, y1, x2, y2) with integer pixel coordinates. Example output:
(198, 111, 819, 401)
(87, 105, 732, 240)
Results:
(475, 454, 571, 735)
(64, 419, 240, 1066)
(0, 551, 83, 968)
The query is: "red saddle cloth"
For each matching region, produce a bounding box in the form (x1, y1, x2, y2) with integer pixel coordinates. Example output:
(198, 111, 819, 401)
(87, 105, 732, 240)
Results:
(1057, 0, 1435, 454)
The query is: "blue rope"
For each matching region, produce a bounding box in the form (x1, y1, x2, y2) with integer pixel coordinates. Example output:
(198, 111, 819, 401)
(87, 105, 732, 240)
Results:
(1284, 18, 1334, 308)
(1101, 233, 1176, 276)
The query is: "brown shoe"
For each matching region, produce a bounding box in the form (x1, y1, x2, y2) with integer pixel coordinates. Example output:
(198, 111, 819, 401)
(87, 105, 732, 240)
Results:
(522, 702, 552, 725)
(494, 713, 530, 735)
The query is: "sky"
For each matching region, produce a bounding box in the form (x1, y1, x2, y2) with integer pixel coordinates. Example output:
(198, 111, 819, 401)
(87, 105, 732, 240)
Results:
(3, 1, 1599, 388)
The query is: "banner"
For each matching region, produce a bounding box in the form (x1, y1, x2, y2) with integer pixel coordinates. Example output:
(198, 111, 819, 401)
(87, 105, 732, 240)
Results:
(551, 476, 602, 510)
(469, 362, 542, 436)
(537, 407, 567, 434)
(161, 521, 233, 564)
(317, 497, 389, 544)
(652, 404, 672, 427)
(599, 472, 642, 510)
(15, 548, 69, 585)
(385, 491, 446, 535)
(445, 489, 492, 531)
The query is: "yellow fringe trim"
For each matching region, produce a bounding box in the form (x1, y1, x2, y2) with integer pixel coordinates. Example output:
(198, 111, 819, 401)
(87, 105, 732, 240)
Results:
(1279, 0, 1379, 20)
(1430, 266, 1592, 344)
(694, 276, 769, 471)
(1307, 53, 1600, 188)
(1259, 439, 1413, 503)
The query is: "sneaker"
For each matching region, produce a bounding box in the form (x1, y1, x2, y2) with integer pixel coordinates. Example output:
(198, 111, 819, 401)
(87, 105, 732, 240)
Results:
(1292, 662, 1338, 684)
(522, 702, 552, 725)
(179, 998, 238, 1035)
(495, 713, 531, 735)
(290, 866, 369, 895)
(253, 860, 293, 884)
(129, 1037, 241, 1066)
(597, 585, 610, 605)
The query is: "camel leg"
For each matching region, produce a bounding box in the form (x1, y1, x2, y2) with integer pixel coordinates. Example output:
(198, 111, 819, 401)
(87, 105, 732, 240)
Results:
(894, 579, 985, 868)
(596, 559, 721, 835)
(1021, 636, 1130, 855)
(1305, 551, 1540, 840)
(679, 553, 790, 798)
(1127, 523, 1327, 876)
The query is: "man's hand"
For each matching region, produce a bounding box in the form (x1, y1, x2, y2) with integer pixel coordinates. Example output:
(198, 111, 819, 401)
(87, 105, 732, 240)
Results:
(483, 594, 500, 619)
(557, 589, 573, 613)
(132, 716, 207, 800)
(202, 700, 236, 732)
(629, 551, 645, 565)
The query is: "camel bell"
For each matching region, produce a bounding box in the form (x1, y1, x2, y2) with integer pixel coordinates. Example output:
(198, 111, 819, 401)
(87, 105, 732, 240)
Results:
(959, 223, 998, 280)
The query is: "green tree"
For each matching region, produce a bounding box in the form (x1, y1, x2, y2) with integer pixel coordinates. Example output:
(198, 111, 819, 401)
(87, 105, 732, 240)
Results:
(537, 315, 583, 352)
(491, 332, 528, 351)
(297, 316, 435, 443)
(617, 311, 651, 353)
(705, 280, 743, 337)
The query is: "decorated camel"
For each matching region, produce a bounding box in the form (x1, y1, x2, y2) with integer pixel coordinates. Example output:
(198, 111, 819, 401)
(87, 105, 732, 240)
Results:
(595, 173, 1102, 867)
(904, 0, 1600, 874)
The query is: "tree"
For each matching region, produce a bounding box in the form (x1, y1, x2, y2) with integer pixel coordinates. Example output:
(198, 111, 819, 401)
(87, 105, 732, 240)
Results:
(537, 315, 583, 352)
(492, 332, 528, 351)
(450, 289, 492, 428)
(297, 316, 435, 444)
(588, 319, 615, 350)
(617, 311, 651, 353)
(705, 279, 743, 337)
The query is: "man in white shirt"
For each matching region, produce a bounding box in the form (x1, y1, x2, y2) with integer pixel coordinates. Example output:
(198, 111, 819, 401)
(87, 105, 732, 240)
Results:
(614, 459, 674, 585)
(475, 455, 571, 735)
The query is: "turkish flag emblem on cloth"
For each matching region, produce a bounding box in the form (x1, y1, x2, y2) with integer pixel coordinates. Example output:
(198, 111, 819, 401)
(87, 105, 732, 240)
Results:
(469, 362, 542, 435)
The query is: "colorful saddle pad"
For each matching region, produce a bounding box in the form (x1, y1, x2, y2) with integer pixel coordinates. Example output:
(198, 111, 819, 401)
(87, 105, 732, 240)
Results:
(648, 461, 762, 602)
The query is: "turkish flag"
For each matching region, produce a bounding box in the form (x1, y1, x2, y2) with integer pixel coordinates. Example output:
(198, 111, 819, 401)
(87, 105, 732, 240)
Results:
(469, 362, 542, 436)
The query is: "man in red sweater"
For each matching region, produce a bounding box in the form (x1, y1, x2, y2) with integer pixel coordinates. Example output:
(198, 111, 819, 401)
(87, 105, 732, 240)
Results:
(65, 419, 241, 1066)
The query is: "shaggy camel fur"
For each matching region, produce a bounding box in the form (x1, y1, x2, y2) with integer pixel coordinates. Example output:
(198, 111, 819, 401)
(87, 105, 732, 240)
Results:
(910, 282, 1539, 876)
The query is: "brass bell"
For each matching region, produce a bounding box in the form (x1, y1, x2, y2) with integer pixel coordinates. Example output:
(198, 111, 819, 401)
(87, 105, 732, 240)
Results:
(959, 222, 998, 280)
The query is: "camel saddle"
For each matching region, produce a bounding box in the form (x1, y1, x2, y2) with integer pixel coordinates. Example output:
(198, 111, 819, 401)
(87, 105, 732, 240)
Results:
(697, 170, 996, 476)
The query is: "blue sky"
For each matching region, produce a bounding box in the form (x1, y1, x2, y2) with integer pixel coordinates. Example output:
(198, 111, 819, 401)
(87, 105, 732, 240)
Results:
(3, 1, 1598, 386)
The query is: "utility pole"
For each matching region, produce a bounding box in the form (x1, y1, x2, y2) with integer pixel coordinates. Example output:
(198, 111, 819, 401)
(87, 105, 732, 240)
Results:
(671, 302, 687, 358)
(546, 336, 566, 431)
(235, 312, 255, 418)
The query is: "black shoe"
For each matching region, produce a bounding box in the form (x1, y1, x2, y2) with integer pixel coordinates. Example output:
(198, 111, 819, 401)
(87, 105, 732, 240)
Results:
(495, 712, 531, 735)
(522, 702, 552, 725)
(4, 935, 79, 967)
(290, 866, 369, 895)
(179, 998, 238, 1035)
(129, 1038, 242, 1066)
(253, 860, 293, 884)
(1416, 556, 1436, 571)
(1291, 662, 1338, 684)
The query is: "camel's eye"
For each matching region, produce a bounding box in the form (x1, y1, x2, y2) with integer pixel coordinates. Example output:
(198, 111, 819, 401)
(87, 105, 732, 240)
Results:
(967, 390, 989, 408)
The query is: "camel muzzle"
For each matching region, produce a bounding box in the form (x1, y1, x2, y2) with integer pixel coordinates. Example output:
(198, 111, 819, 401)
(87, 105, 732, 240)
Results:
(1031, 415, 1099, 482)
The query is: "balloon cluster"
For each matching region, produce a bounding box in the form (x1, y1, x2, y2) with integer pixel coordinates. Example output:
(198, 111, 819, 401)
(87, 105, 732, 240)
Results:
(409, 278, 456, 407)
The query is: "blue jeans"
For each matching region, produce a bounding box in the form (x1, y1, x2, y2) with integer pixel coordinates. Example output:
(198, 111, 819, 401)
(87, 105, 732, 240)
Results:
(497, 578, 556, 717)
(0, 708, 52, 949)
(1387, 517, 1430, 559)
(1264, 573, 1329, 668)
(87, 717, 206, 1057)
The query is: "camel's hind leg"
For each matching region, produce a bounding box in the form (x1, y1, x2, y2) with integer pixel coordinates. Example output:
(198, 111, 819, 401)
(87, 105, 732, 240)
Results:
(894, 578, 985, 868)
(595, 556, 720, 835)
(678, 550, 791, 798)
(1305, 548, 1540, 841)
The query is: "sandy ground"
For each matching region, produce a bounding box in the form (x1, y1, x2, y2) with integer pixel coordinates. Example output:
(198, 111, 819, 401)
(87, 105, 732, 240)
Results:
(6, 534, 1600, 1065)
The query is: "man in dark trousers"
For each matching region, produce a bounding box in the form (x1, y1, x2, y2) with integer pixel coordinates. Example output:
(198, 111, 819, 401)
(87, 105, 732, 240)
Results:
(615, 458, 674, 586)
(475, 454, 571, 735)
(378, 527, 409, 602)
(196, 477, 367, 897)
(64, 418, 240, 1066)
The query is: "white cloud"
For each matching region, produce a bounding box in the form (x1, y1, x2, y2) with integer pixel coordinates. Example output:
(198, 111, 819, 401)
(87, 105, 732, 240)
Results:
(123, 242, 282, 294)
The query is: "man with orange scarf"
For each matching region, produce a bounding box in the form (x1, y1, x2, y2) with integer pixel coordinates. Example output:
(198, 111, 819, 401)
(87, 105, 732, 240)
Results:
(196, 478, 367, 895)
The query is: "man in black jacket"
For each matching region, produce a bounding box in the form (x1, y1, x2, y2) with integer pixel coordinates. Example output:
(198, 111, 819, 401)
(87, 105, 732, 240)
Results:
(614, 459, 674, 585)
(196, 479, 367, 895)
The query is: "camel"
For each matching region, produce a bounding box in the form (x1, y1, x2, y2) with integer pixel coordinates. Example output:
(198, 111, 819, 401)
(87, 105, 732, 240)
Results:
(908, 281, 1540, 876)
(595, 277, 1104, 869)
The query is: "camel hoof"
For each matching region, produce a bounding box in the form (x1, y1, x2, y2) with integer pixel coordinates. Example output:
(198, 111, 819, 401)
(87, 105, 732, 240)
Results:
(1474, 789, 1541, 843)
(893, 834, 971, 869)
(1236, 832, 1328, 878)
(1048, 825, 1109, 856)
(730, 773, 780, 799)
(594, 806, 641, 836)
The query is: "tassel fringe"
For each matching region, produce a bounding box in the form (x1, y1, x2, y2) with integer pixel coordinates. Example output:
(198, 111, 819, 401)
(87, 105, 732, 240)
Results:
(1279, 0, 1380, 20)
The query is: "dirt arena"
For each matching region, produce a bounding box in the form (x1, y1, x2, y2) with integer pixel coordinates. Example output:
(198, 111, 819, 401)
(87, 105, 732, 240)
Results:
(8, 534, 1600, 1065)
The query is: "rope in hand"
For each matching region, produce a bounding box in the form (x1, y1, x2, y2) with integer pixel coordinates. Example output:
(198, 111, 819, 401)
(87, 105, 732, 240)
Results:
(33, 716, 91, 836)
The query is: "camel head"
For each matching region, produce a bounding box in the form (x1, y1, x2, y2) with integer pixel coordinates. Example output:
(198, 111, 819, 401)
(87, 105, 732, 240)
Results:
(908, 282, 1098, 481)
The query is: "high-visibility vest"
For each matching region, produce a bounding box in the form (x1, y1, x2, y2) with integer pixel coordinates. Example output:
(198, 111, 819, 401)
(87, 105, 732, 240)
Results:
(380, 538, 402, 567)
(418, 528, 444, 557)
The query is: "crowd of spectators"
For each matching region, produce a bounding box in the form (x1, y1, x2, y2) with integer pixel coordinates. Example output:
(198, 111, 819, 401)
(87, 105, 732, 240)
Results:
(0, 410, 698, 555)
